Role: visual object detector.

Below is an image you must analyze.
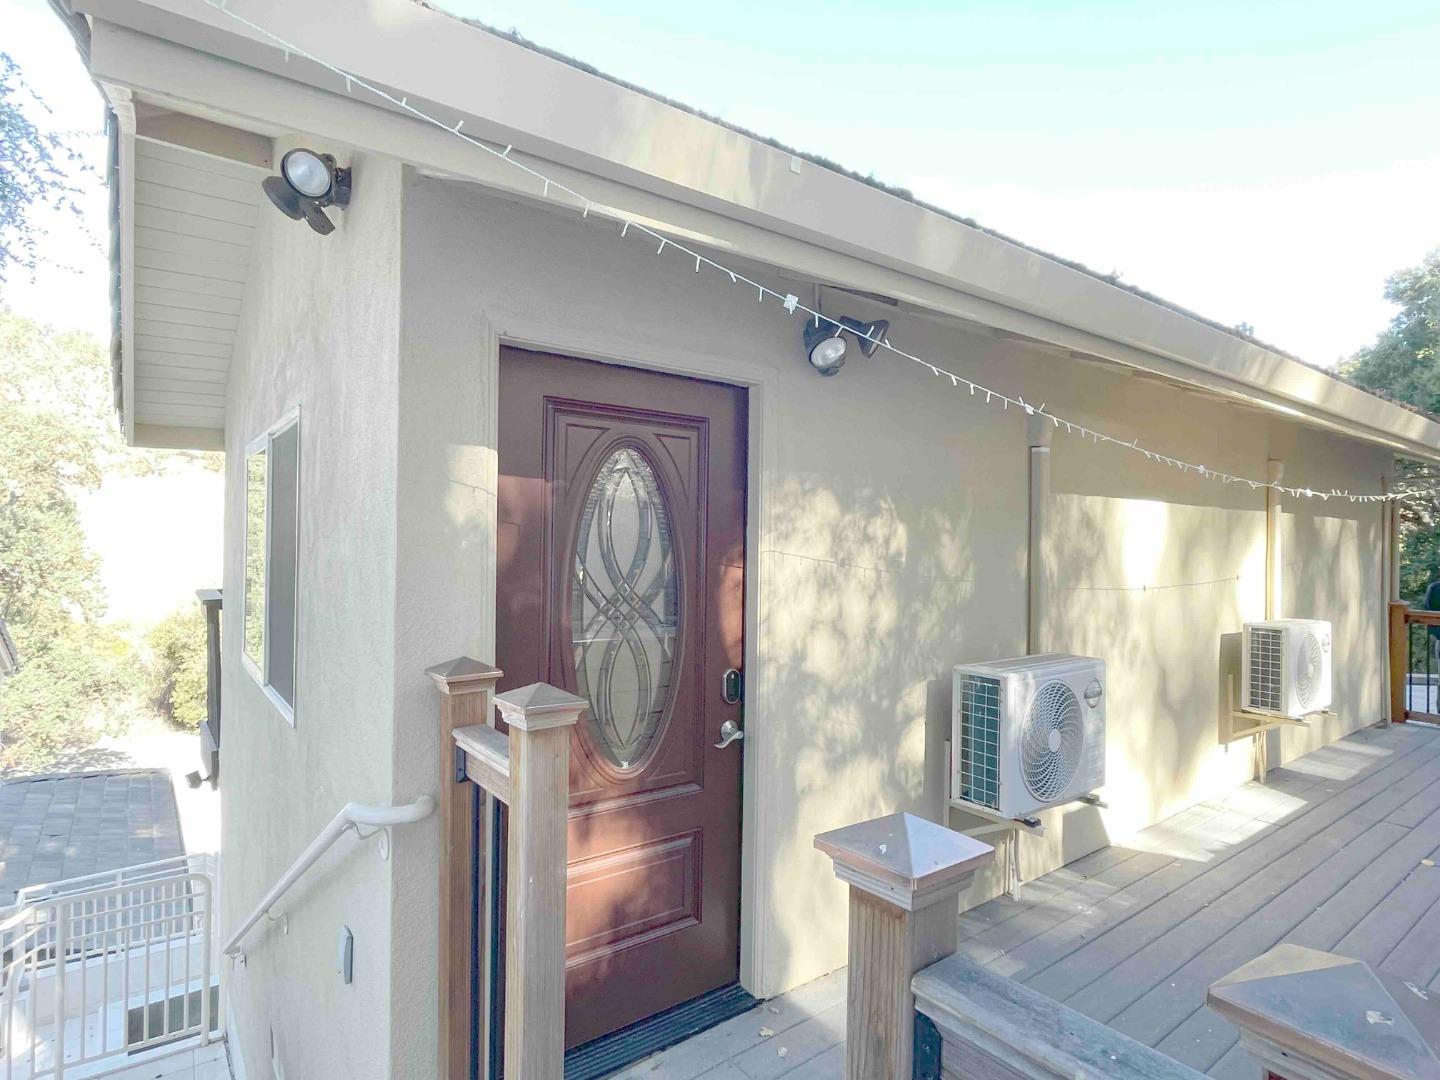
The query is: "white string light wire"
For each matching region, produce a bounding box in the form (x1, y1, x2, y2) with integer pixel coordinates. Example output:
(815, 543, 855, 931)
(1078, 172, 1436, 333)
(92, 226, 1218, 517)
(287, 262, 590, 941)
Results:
(200, 0, 1434, 505)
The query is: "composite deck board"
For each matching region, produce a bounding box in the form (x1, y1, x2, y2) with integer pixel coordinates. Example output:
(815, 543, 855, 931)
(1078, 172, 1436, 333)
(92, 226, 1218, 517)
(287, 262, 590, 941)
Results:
(996, 732, 1440, 995)
(1152, 799, 1440, 1071)
(960, 724, 1440, 1078)
(625, 726, 1439, 1080)
(960, 851, 1180, 965)
(1382, 885, 1440, 988)
(1106, 820, 1407, 1045)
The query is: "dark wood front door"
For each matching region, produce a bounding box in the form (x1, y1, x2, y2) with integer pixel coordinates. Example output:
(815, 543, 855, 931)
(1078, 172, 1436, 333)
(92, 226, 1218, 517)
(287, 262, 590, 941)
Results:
(496, 346, 747, 1049)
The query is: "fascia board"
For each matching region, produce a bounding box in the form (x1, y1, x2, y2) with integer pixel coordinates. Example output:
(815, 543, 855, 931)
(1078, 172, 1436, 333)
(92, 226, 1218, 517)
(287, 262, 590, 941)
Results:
(83, 8, 1440, 463)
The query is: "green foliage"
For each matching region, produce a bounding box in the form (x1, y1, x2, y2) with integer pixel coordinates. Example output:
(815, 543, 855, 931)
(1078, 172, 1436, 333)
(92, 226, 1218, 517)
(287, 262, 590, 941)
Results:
(0, 53, 90, 286)
(0, 310, 130, 771)
(1340, 248, 1440, 609)
(1343, 250, 1440, 417)
(1, 621, 137, 773)
(144, 606, 208, 731)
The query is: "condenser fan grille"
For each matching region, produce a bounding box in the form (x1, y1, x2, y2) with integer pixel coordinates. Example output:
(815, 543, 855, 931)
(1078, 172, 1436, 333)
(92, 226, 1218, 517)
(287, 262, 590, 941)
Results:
(1021, 681, 1084, 803)
(1248, 627, 1284, 712)
(1294, 632, 1324, 710)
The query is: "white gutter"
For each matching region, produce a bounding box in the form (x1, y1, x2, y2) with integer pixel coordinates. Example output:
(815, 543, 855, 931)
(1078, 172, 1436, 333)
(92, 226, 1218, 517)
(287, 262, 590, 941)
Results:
(73, 0, 1440, 461)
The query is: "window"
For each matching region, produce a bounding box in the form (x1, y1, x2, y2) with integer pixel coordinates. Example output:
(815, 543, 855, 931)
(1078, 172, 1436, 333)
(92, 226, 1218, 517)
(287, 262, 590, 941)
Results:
(244, 412, 300, 721)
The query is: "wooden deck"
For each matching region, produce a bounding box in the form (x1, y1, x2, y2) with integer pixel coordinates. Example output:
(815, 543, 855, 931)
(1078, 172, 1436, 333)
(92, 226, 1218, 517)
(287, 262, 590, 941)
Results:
(958, 721, 1440, 1080)
(613, 721, 1440, 1079)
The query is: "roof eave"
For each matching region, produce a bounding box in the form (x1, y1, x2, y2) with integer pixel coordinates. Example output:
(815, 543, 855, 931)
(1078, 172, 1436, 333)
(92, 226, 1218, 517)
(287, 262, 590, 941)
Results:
(69, 0, 1440, 461)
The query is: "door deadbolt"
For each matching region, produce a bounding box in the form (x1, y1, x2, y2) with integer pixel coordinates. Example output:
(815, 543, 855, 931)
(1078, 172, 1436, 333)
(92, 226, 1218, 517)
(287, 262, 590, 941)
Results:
(721, 668, 743, 705)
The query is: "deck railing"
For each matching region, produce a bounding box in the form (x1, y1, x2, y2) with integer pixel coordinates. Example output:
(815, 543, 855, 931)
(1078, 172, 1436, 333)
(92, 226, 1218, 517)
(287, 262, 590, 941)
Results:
(1388, 602, 1440, 723)
(0, 853, 219, 1079)
(196, 588, 222, 785)
(430, 658, 584, 1080)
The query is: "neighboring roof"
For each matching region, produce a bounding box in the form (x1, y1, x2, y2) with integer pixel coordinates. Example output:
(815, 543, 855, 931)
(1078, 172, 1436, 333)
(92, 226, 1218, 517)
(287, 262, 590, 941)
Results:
(0, 769, 185, 904)
(59, 0, 1440, 461)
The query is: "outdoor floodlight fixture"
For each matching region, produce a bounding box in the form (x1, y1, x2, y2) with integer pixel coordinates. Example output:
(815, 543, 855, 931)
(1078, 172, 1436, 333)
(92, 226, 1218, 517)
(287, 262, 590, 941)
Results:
(262, 148, 352, 235)
(802, 315, 890, 377)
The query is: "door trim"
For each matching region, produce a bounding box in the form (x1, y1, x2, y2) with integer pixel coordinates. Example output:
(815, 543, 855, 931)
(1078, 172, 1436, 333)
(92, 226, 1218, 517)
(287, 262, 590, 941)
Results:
(476, 315, 782, 998)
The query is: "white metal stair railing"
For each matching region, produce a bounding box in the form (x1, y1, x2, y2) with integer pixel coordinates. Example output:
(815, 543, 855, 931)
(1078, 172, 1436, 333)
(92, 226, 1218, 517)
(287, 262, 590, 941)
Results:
(0, 852, 220, 1079)
(222, 796, 434, 959)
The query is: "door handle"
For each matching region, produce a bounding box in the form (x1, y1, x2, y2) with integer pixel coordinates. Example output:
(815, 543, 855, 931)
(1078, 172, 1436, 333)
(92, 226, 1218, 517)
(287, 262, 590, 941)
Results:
(714, 719, 744, 750)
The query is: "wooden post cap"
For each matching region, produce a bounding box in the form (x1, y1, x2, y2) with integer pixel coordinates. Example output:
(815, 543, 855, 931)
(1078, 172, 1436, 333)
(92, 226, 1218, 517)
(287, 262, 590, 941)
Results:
(426, 657, 503, 694)
(1209, 945, 1440, 1080)
(815, 812, 994, 912)
(494, 683, 587, 731)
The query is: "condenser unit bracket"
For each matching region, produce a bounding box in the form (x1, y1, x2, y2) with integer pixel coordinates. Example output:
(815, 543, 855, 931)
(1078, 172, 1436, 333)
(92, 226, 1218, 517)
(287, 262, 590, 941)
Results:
(1224, 673, 1335, 743)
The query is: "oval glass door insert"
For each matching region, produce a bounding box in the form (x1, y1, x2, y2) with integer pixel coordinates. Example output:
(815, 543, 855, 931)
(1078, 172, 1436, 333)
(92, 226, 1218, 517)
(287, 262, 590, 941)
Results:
(571, 447, 680, 769)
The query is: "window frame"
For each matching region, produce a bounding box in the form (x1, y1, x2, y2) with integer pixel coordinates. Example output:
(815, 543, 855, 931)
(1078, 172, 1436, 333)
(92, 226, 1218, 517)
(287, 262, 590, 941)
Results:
(241, 407, 301, 726)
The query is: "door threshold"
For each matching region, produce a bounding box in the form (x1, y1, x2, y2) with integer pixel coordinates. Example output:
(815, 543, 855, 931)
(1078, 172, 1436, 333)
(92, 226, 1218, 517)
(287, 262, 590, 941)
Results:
(564, 982, 760, 1079)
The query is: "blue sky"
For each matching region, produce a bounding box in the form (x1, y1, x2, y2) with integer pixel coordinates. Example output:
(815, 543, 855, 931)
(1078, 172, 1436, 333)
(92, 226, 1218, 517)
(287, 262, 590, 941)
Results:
(5, 0, 1440, 365)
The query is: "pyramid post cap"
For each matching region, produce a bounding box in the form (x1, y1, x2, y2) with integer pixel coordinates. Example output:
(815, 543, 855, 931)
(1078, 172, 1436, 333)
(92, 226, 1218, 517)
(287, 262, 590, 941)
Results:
(814, 812, 993, 911)
(1208, 944, 1440, 1080)
(426, 656, 503, 693)
(495, 682, 588, 731)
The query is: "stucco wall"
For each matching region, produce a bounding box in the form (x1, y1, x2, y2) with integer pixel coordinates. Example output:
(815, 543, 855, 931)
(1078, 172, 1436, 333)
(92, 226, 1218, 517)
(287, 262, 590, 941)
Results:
(216, 161, 1392, 1071)
(993, 366, 1392, 891)
(391, 175, 1393, 1011)
(220, 150, 403, 1080)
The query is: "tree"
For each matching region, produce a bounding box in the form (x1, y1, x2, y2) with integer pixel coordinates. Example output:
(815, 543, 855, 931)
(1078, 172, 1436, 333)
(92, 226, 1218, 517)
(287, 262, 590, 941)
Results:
(1341, 248, 1440, 602)
(0, 52, 89, 285)
(0, 310, 135, 772)
(144, 606, 208, 731)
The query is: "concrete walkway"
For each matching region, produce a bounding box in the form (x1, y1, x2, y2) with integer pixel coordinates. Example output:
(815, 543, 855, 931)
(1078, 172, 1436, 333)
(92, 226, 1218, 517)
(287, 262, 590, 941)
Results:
(0, 768, 185, 903)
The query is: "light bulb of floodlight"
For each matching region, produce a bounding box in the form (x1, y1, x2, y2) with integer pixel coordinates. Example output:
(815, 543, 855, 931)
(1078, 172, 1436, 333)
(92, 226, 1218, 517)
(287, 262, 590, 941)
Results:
(282, 149, 333, 199)
(809, 335, 847, 374)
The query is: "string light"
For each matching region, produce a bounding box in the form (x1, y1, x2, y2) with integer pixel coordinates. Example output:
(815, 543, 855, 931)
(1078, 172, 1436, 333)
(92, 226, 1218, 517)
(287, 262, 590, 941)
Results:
(196, 0, 1437, 505)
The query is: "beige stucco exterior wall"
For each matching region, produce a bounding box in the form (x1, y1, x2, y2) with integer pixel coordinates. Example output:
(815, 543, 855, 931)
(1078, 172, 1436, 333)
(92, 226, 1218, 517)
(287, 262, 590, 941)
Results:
(220, 150, 404, 1080)
(985, 368, 1392, 895)
(392, 176, 1394, 1008)
(217, 161, 1395, 1074)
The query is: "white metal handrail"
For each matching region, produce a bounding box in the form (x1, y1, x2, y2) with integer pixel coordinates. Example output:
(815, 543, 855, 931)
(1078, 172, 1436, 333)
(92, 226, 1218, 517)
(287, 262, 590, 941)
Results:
(11, 854, 218, 911)
(222, 796, 434, 958)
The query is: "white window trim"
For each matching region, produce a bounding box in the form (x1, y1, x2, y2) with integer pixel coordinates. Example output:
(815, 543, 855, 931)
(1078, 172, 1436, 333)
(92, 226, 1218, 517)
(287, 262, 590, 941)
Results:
(242, 406, 301, 727)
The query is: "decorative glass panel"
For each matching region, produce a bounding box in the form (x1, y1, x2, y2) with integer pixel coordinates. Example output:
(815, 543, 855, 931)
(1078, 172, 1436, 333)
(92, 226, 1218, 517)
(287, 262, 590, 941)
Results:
(571, 448, 679, 769)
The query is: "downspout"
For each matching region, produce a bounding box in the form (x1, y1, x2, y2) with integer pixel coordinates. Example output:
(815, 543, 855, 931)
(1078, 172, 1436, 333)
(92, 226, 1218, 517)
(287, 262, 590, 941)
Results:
(1027, 415, 1053, 655)
(1007, 414, 1053, 895)
(1382, 469, 1400, 724)
(1265, 459, 1284, 621)
(1258, 460, 1284, 778)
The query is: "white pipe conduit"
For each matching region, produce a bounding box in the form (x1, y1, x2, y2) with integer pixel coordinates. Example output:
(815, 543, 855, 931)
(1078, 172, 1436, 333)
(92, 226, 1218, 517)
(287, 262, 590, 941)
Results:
(223, 796, 435, 958)
(1027, 414, 1053, 655)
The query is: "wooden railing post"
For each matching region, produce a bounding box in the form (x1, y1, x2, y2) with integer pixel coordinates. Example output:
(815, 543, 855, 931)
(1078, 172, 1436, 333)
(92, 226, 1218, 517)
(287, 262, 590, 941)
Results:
(494, 683, 585, 1080)
(196, 588, 223, 784)
(1391, 601, 1409, 724)
(428, 657, 503, 1080)
(815, 812, 994, 1080)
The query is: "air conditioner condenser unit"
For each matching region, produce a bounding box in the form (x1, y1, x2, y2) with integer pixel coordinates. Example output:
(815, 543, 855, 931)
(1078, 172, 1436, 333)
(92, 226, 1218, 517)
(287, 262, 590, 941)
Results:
(1241, 619, 1332, 719)
(952, 653, 1106, 821)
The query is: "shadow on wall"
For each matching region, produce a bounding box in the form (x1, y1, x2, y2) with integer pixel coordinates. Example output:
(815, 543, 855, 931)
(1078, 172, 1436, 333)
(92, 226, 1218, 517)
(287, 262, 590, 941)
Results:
(746, 457, 1028, 988)
(1044, 417, 1382, 836)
